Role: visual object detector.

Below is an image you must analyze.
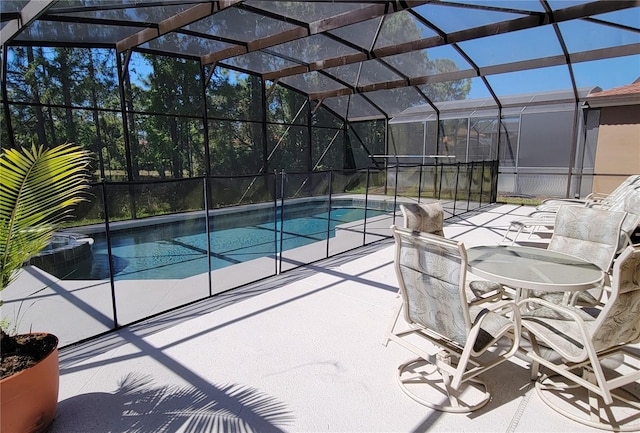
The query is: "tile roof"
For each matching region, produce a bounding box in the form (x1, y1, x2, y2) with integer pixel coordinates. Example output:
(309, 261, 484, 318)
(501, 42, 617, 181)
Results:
(588, 79, 640, 97)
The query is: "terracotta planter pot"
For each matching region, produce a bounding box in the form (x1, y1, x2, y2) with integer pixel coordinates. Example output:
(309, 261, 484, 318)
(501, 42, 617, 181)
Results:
(0, 334, 59, 433)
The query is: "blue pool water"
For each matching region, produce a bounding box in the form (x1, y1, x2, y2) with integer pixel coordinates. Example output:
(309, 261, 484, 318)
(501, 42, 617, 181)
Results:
(70, 207, 385, 280)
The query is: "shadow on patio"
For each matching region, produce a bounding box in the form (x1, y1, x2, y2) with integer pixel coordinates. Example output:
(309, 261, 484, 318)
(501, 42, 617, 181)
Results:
(47, 203, 638, 432)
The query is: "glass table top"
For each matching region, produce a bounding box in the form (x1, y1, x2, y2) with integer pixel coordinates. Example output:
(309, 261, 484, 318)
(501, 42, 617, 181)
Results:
(467, 245, 604, 292)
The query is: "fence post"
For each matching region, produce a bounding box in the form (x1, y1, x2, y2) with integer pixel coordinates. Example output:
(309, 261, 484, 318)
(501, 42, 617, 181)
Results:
(326, 170, 333, 258)
(204, 176, 212, 297)
(453, 163, 460, 216)
(101, 180, 118, 329)
(364, 167, 371, 246)
(418, 163, 423, 202)
(278, 169, 286, 274)
(479, 160, 485, 208)
(438, 161, 443, 200)
(273, 171, 278, 275)
(467, 162, 474, 212)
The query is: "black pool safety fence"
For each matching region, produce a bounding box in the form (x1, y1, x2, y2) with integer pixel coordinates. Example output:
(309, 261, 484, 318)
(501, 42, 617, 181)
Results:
(19, 161, 498, 346)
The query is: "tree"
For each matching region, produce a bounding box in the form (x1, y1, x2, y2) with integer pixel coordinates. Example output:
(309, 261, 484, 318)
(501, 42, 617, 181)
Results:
(138, 54, 204, 179)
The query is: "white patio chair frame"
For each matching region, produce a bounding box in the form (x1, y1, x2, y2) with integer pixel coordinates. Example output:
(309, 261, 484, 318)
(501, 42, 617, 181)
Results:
(384, 226, 521, 413)
(399, 202, 505, 302)
(539, 205, 626, 307)
(519, 245, 640, 431)
(502, 182, 640, 246)
(537, 174, 640, 211)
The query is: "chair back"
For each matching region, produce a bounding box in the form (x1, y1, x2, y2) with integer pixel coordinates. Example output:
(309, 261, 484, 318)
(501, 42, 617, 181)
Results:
(598, 175, 640, 208)
(392, 225, 470, 347)
(548, 205, 626, 272)
(591, 245, 640, 352)
(399, 202, 444, 236)
(619, 188, 640, 250)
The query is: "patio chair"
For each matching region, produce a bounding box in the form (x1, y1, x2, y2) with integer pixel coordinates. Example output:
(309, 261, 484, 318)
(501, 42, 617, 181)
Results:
(384, 226, 521, 412)
(400, 202, 504, 304)
(502, 186, 640, 246)
(519, 245, 640, 431)
(618, 189, 640, 251)
(540, 205, 626, 306)
(536, 174, 640, 211)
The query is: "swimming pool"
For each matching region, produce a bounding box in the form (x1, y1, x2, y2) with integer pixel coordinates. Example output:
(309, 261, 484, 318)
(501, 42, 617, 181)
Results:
(64, 206, 387, 280)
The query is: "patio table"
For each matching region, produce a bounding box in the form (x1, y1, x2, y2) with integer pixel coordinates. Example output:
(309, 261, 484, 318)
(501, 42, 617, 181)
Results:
(466, 245, 604, 301)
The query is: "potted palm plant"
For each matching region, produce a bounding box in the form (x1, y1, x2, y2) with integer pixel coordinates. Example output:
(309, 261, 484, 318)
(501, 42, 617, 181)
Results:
(0, 143, 92, 433)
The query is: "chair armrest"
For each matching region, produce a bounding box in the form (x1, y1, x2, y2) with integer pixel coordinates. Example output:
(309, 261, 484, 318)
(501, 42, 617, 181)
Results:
(452, 302, 521, 390)
(517, 297, 593, 361)
(525, 210, 559, 218)
(519, 297, 591, 322)
(469, 301, 521, 354)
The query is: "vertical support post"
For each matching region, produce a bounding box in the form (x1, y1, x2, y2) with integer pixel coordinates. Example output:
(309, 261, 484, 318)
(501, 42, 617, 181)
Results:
(565, 102, 581, 198)
(383, 119, 389, 195)
(307, 97, 313, 172)
(1, 47, 16, 149)
(495, 108, 502, 173)
(201, 64, 211, 176)
(116, 51, 133, 181)
(515, 111, 523, 194)
(262, 80, 269, 174)
(116, 51, 137, 219)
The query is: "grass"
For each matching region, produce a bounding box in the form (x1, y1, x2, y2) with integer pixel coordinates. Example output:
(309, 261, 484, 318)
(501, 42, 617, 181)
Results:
(497, 195, 542, 206)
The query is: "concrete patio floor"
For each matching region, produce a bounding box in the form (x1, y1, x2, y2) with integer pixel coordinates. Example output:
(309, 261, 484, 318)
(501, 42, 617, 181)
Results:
(48, 203, 639, 432)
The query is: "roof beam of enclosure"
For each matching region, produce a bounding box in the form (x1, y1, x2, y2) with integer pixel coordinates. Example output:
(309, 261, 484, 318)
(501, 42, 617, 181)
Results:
(303, 42, 640, 102)
(552, 0, 640, 22)
(237, 1, 389, 36)
(257, 0, 620, 84)
(0, 0, 55, 46)
(262, 0, 640, 101)
(374, 1, 637, 58)
(115, 1, 242, 53)
(199, 1, 428, 65)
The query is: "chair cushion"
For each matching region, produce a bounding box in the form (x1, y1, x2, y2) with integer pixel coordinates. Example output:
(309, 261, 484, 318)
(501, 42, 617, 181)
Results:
(521, 304, 597, 360)
(401, 203, 444, 236)
(468, 280, 503, 297)
(522, 302, 596, 321)
(533, 290, 600, 308)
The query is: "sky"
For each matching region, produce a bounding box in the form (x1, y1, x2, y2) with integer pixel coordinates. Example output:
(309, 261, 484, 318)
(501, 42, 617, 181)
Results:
(5, 1, 639, 107)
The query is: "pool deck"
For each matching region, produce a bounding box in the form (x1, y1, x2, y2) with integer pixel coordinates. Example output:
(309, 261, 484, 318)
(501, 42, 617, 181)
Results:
(11, 203, 640, 432)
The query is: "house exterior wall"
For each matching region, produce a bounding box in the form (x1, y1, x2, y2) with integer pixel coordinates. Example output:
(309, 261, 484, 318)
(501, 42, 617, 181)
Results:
(593, 105, 640, 194)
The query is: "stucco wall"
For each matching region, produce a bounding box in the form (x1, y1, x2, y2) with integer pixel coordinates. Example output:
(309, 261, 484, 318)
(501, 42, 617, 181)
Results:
(593, 105, 640, 194)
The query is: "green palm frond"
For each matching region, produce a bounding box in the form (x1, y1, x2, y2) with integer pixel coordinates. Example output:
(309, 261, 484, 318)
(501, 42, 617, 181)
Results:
(0, 143, 92, 290)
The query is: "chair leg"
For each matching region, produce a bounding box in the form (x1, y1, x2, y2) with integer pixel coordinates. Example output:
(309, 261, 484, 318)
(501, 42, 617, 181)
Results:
(438, 352, 462, 409)
(527, 333, 541, 381)
(383, 295, 402, 347)
(509, 224, 526, 245)
(396, 353, 491, 413)
(534, 372, 640, 431)
(502, 222, 524, 244)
